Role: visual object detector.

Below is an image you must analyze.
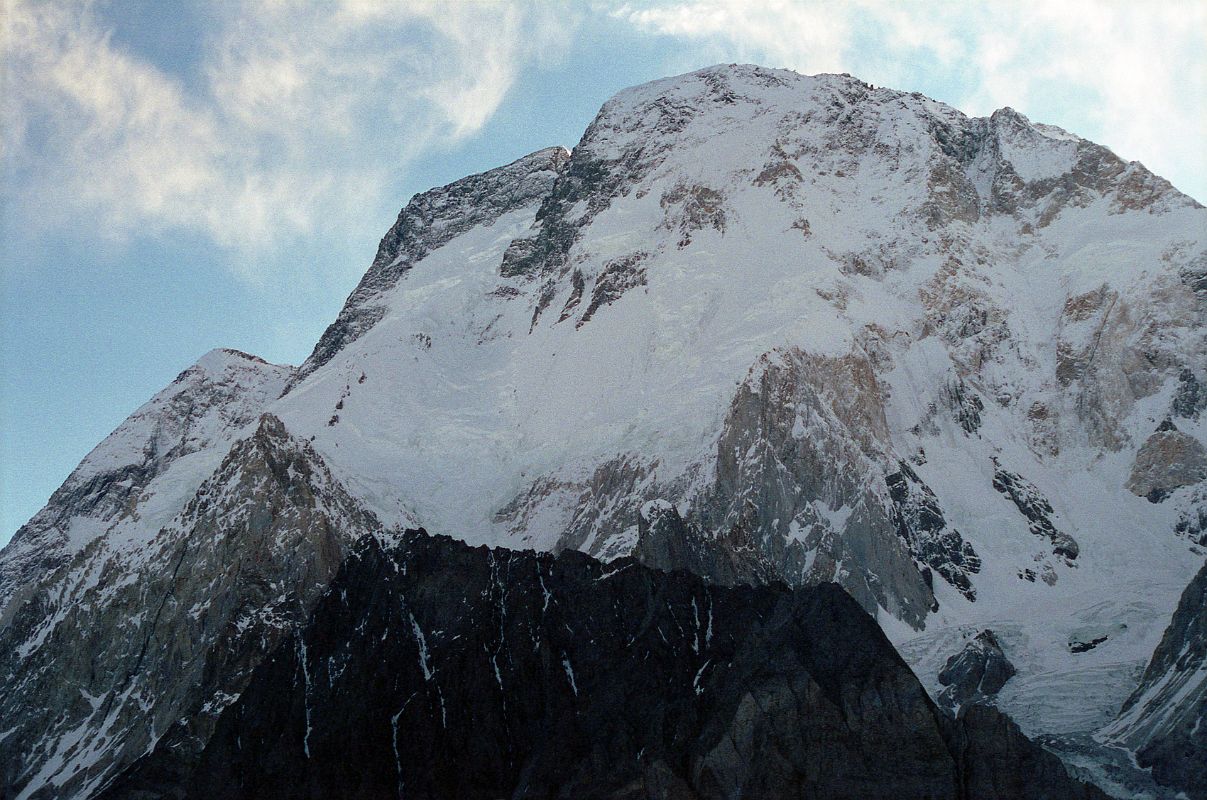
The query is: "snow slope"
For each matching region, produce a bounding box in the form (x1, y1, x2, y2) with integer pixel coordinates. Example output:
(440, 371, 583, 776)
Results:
(2, 64, 1205, 798)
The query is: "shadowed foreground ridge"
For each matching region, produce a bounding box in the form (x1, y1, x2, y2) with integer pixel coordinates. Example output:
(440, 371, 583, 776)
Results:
(1106, 560, 1207, 798)
(105, 530, 1106, 800)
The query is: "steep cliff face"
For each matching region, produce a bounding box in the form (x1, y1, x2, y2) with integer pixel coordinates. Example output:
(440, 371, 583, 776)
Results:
(0, 350, 293, 626)
(1102, 560, 1207, 798)
(103, 532, 1106, 800)
(0, 415, 387, 799)
(3, 64, 1205, 797)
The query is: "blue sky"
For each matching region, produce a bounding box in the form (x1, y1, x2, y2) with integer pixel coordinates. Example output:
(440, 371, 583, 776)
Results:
(2, 0, 1204, 546)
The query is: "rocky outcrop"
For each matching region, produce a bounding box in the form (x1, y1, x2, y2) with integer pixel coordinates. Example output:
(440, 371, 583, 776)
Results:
(991, 460, 1079, 564)
(576, 251, 649, 328)
(1103, 560, 1207, 799)
(1173, 368, 1204, 419)
(631, 498, 780, 586)
(1175, 488, 1207, 546)
(529, 348, 984, 630)
(1052, 271, 1198, 453)
(886, 462, 982, 601)
(695, 349, 945, 627)
(103, 532, 1106, 800)
(937, 630, 1016, 713)
(0, 415, 385, 799)
(1126, 423, 1207, 502)
(0, 349, 293, 626)
(661, 181, 728, 247)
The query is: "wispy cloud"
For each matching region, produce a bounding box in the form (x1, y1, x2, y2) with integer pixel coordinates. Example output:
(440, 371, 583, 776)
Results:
(611, 0, 1206, 201)
(3, 0, 573, 273)
(4, 0, 1201, 274)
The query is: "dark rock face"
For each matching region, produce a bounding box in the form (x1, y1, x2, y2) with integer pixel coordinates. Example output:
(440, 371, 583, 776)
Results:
(499, 152, 619, 279)
(1176, 498, 1207, 547)
(936, 630, 1016, 712)
(105, 532, 1105, 800)
(940, 378, 984, 434)
(1173, 368, 1204, 419)
(886, 462, 982, 601)
(576, 251, 649, 328)
(991, 460, 1079, 563)
(1112, 561, 1207, 799)
(632, 498, 780, 586)
(953, 704, 1104, 800)
(294, 146, 569, 383)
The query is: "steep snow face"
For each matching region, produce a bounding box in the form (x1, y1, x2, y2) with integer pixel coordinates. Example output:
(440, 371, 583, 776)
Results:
(2, 64, 1206, 797)
(0, 350, 293, 623)
(278, 62, 1203, 614)
(291, 146, 570, 384)
(270, 64, 1205, 749)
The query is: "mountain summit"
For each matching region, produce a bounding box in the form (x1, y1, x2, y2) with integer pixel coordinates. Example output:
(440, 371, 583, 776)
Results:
(2, 65, 1204, 799)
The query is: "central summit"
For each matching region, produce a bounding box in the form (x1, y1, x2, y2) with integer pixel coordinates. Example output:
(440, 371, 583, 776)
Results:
(4, 64, 1204, 799)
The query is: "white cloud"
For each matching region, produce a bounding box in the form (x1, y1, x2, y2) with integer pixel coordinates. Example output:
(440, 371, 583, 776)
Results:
(3, 0, 573, 273)
(611, 0, 1206, 202)
(956, 2, 1205, 199)
(616, 0, 851, 73)
(4, 0, 1202, 274)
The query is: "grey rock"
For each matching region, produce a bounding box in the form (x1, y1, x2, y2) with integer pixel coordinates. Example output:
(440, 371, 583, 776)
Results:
(632, 499, 780, 586)
(576, 251, 649, 328)
(1175, 490, 1207, 546)
(1126, 426, 1207, 503)
(0, 349, 292, 627)
(1108, 560, 1207, 799)
(942, 378, 985, 434)
(694, 349, 960, 628)
(937, 630, 1016, 712)
(992, 460, 1080, 563)
(504, 347, 985, 631)
(0, 415, 384, 799)
(1173, 368, 1204, 419)
(886, 462, 982, 601)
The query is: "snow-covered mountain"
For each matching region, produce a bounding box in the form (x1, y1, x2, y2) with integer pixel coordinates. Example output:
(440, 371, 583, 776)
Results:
(2, 64, 1204, 798)
(0, 350, 293, 625)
